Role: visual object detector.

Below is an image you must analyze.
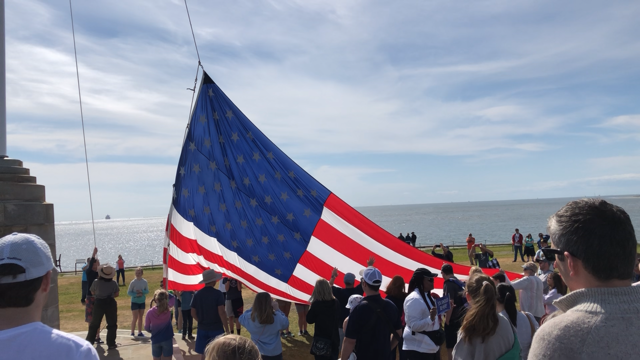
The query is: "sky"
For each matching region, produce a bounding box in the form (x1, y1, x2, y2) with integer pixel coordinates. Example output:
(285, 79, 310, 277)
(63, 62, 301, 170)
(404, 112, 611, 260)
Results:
(5, 0, 640, 221)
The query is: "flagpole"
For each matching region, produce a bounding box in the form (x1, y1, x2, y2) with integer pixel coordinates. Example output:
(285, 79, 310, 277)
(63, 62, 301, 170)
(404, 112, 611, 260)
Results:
(0, 0, 7, 158)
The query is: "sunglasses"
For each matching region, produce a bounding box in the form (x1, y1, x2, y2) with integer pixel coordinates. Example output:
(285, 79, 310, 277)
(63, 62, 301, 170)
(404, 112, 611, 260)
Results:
(541, 248, 577, 262)
(426, 277, 434, 283)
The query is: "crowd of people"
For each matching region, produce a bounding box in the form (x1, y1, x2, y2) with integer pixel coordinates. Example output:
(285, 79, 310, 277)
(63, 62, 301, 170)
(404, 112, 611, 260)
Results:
(1, 198, 640, 360)
(398, 232, 418, 247)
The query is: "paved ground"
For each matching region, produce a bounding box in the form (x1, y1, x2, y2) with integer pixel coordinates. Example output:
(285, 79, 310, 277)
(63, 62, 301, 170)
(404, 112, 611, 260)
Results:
(71, 329, 203, 360)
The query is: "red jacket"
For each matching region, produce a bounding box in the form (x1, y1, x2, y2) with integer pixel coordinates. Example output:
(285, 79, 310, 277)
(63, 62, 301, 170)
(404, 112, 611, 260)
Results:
(512, 233, 523, 246)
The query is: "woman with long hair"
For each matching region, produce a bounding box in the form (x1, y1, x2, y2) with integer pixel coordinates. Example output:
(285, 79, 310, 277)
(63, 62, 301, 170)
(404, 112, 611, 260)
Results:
(544, 273, 567, 315)
(386, 276, 408, 360)
(145, 289, 174, 360)
(238, 292, 289, 360)
(205, 334, 261, 360)
(402, 268, 440, 360)
(496, 284, 538, 360)
(306, 278, 341, 360)
(452, 274, 518, 360)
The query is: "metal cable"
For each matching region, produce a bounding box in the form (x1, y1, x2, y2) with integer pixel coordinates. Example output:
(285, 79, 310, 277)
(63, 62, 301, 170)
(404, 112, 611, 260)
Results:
(68, 0, 97, 247)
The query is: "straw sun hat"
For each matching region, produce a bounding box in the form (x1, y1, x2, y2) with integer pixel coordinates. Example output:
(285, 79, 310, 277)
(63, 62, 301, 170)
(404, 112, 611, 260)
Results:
(98, 264, 116, 279)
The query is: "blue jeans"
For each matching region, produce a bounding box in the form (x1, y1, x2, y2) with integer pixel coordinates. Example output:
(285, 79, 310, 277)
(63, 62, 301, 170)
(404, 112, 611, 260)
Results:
(195, 329, 224, 354)
(152, 339, 173, 357)
(513, 245, 524, 261)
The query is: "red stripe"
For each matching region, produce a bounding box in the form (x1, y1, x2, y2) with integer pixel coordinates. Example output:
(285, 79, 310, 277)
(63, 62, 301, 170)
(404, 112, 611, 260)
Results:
(168, 255, 208, 276)
(167, 280, 204, 291)
(168, 224, 306, 302)
(324, 194, 520, 280)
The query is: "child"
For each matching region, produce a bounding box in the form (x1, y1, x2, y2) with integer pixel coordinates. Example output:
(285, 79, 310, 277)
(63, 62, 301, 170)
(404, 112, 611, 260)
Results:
(145, 290, 174, 360)
(128, 267, 149, 337)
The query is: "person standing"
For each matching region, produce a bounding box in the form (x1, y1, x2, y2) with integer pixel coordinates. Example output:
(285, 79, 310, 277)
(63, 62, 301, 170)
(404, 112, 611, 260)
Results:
(543, 273, 566, 317)
(84, 248, 103, 344)
(81, 257, 90, 305)
(512, 229, 525, 262)
(329, 256, 373, 349)
(116, 255, 125, 286)
(191, 270, 229, 360)
(466, 234, 476, 265)
(410, 232, 417, 247)
(274, 299, 294, 339)
(534, 237, 554, 274)
(86, 264, 120, 349)
(294, 302, 310, 336)
(537, 259, 554, 295)
(431, 243, 453, 262)
(145, 290, 174, 360)
(536, 233, 544, 250)
(239, 292, 289, 360)
(529, 199, 640, 359)
(524, 234, 536, 262)
(404, 232, 412, 245)
(224, 277, 244, 335)
(441, 264, 467, 360)
(385, 276, 408, 360)
(340, 267, 402, 360)
(180, 290, 195, 340)
(397, 233, 405, 242)
(511, 262, 545, 323)
(402, 268, 441, 360)
(127, 267, 149, 337)
(0, 233, 99, 359)
(452, 274, 517, 359)
(306, 278, 341, 360)
(496, 284, 538, 360)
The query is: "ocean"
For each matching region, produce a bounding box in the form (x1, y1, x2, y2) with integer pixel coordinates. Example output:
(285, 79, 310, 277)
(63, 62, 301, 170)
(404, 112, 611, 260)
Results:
(55, 195, 640, 272)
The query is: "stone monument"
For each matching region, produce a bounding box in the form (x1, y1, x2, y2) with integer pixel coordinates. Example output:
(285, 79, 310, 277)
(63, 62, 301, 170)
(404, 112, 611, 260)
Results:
(0, 159, 60, 329)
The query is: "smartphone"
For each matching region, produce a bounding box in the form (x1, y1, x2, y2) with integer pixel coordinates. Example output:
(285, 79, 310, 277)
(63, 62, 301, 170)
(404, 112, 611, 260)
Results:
(474, 244, 481, 247)
(434, 244, 441, 248)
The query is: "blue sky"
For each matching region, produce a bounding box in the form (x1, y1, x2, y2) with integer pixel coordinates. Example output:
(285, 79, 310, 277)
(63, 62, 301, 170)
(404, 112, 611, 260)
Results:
(5, 0, 640, 221)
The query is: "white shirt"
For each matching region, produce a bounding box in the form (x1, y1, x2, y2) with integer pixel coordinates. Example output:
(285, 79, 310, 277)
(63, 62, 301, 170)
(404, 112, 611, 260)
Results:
(543, 288, 563, 314)
(218, 280, 226, 293)
(0, 322, 98, 360)
(402, 289, 440, 354)
(511, 275, 545, 318)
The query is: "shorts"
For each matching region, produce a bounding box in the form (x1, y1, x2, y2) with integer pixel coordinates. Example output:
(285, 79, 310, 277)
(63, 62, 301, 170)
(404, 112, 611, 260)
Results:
(225, 298, 244, 318)
(131, 302, 145, 311)
(195, 329, 224, 354)
(294, 303, 310, 314)
(445, 319, 462, 349)
(151, 339, 174, 357)
(276, 299, 292, 315)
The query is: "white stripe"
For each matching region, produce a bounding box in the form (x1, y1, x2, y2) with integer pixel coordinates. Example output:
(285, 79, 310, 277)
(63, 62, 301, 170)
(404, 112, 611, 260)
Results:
(169, 206, 311, 302)
(320, 207, 444, 276)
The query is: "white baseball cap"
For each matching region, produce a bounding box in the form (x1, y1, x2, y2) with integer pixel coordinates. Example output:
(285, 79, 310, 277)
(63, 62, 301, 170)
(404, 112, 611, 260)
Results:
(0, 233, 55, 284)
(346, 294, 363, 309)
(361, 267, 383, 286)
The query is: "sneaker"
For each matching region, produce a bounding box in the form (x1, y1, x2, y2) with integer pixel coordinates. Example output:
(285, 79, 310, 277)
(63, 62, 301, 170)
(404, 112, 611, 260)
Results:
(303, 330, 311, 336)
(182, 335, 186, 341)
(108, 344, 117, 350)
(298, 331, 303, 336)
(287, 331, 294, 338)
(137, 332, 145, 337)
(280, 332, 286, 339)
(130, 333, 135, 337)
(188, 335, 195, 340)
(81, 300, 86, 305)
(95, 338, 104, 344)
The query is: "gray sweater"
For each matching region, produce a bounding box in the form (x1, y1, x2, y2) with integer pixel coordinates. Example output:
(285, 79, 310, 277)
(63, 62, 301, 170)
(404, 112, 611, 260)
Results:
(529, 285, 640, 360)
(452, 313, 515, 360)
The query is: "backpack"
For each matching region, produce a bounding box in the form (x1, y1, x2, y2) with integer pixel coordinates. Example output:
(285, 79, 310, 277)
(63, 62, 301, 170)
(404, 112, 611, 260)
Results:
(447, 278, 468, 308)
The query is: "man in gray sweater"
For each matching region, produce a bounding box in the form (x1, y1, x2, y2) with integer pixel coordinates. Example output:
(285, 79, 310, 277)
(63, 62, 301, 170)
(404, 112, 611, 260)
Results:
(529, 199, 640, 360)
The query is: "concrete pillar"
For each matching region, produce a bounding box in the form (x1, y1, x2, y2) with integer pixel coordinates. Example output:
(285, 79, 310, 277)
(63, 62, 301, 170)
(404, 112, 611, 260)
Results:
(0, 158, 59, 329)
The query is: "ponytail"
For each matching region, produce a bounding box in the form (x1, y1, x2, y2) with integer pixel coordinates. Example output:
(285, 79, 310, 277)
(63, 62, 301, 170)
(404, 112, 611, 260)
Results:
(460, 274, 499, 343)
(496, 284, 518, 327)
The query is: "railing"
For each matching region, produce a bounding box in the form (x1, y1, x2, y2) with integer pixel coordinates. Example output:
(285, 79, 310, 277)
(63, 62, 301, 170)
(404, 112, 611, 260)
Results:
(74, 258, 86, 275)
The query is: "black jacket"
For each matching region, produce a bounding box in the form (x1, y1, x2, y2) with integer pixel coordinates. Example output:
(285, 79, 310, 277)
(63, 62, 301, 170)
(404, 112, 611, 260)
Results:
(307, 298, 341, 356)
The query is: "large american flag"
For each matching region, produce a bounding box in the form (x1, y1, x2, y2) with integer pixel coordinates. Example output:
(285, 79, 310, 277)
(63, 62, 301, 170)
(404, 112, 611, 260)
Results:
(164, 71, 513, 302)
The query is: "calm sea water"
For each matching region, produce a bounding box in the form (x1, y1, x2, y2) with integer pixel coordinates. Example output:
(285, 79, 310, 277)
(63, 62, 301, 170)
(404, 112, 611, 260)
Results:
(55, 196, 640, 272)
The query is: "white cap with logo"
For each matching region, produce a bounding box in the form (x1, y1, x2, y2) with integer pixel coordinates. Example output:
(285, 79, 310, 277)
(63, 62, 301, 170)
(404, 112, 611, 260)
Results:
(0, 233, 55, 284)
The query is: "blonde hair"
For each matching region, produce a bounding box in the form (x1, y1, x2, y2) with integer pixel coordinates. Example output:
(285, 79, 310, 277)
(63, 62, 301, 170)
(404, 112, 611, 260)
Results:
(205, 334, 260, 360)
(469, 266, 483, 277)
(250, 292, 274, 325)
(309, 278, 334, 303)
(152, 289, 169, 314)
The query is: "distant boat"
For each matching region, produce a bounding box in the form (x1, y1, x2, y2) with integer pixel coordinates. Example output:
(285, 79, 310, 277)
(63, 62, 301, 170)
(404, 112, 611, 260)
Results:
(105, 215, 111, 220)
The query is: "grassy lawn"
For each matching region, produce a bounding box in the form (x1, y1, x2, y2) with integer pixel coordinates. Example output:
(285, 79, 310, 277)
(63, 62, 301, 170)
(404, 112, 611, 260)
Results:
(58, 244, 640, 360)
